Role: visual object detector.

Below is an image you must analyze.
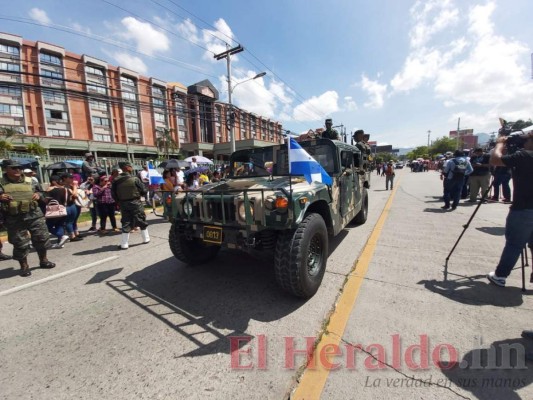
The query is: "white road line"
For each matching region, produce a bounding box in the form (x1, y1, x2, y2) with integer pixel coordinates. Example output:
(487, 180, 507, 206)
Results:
(0, 256, 119, 297)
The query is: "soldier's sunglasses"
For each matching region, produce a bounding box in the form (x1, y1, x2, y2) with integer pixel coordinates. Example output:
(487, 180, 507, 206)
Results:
(8, 166, 22, 170)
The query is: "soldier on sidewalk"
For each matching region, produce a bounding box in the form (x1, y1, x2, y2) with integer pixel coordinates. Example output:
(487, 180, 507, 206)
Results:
(0, 159, 55, 276)
(321, 119, 340, 140)
(111, 161, 150, 250)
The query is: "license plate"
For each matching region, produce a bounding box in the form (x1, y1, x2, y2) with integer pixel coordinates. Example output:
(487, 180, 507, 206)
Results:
(203, 226, 222, 244)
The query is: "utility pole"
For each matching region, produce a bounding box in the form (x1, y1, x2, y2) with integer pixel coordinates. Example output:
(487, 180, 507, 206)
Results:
(456, 117, 461, 150)
(214, 45, 244, 155)
(427, 130, 431, 148)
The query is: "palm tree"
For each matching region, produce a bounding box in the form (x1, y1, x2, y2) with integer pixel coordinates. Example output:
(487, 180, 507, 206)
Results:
(0, 126, 19, 157)
(156, 128, 179, 159)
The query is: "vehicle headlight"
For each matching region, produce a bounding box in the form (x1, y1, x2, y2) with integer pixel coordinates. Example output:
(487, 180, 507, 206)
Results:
(182, 200, 193, 217)
(238, 201, 254, 221)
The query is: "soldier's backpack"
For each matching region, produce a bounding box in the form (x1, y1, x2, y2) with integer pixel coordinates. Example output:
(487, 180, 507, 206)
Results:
(451, 159, 467, 179)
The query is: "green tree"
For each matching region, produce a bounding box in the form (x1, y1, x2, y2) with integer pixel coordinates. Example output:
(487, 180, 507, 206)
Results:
(374, 152, 397, 164)
(156, 128, 179, 159)
(0, 126, 20, 157)
(26, 142, 47, 156)
(429, 136, 457, 156)
(511, 119, 533, 130)
(406, 146, 429, 160)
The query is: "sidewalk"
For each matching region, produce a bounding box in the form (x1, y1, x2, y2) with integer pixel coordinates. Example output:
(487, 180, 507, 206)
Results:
(296, 170, 533, 399)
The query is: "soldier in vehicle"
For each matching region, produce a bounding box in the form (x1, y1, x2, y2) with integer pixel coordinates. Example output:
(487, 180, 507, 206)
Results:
(321, 118, 340, 140)
(354, 129, 371, 170)
(0, 159, 55, 277)
(111, 161, 150, 250)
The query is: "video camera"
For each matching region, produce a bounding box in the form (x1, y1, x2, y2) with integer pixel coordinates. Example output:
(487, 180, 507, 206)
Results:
(491, 119, 530, 154)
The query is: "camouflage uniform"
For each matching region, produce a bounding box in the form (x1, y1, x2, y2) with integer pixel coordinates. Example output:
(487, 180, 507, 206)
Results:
(111, 162, 150, 249)
(0, 160, 55, 276)
(322, 118, 340, 140)
(354, 130, 372, 170)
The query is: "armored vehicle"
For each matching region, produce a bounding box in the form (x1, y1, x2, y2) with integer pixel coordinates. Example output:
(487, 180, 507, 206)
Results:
(168, 138, 370, 298)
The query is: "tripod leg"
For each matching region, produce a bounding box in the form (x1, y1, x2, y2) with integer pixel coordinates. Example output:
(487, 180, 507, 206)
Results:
(529, 245, 533, 283)
(521, 249, 526, 292)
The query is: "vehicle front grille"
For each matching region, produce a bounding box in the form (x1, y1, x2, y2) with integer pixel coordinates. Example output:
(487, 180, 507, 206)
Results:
(207, 200, 236, 223)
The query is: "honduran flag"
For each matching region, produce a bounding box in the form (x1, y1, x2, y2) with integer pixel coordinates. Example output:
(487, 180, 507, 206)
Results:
(288, 138, 333, 185)
(148, 161, 164, 185)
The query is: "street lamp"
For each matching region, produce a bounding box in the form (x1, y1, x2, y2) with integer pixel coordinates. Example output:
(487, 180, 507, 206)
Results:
(228, 72, 267, 154)
(34, 155, 43, 184)
(102, 157, 108, 176)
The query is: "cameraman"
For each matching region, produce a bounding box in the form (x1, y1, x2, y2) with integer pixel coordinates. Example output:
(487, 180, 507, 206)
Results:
(487, 132, 533, 287)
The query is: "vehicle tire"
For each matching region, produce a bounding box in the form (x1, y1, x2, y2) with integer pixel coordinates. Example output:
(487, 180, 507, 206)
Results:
(274, 213, 328, 298)
(169, 224, 220, 265)
(354, 188, 368, 225)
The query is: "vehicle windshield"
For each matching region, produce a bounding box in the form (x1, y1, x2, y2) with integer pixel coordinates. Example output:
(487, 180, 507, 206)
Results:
(229, 143, 336, 178)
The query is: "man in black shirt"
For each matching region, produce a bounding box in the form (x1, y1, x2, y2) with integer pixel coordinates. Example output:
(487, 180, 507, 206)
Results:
(467, 148, 491, 202)
(487, 132, 533, 287)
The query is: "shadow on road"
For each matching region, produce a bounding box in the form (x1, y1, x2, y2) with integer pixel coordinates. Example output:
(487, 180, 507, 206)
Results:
(106, 250, 306, 358)
(418, 278, 533, 307)
(439, 338, 533, 400)
(476, 227, 505, 236)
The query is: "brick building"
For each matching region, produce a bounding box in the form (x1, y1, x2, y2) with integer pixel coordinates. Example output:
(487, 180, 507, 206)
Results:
(0, 32, 283, 165)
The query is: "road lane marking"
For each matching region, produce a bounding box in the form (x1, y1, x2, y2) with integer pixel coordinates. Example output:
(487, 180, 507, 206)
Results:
(292, 180, 400, 399)
(0, 256, 119, 297)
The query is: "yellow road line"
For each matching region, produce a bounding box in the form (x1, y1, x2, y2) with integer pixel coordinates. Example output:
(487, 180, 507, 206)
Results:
(292, 181, 400, 399)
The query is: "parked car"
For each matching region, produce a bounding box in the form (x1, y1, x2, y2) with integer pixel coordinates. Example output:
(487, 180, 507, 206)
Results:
(395, 162, 404, 169)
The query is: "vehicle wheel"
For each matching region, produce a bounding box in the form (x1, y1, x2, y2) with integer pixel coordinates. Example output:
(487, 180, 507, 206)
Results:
(169, 224, 220, 265)
(274, 213, 328, 298)
(354, 188, 368, 225)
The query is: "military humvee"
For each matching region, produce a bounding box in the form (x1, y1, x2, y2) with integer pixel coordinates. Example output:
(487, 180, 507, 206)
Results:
(168, 138, 370, 298)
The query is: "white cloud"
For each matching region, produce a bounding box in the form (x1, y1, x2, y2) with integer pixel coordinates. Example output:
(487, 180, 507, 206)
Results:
(177, 18, 200, 44)
(119, 17, 170, 56)
(433, 2, 533, 125)
(360, 75, 387, 109)
(112, 52, 147, 74)
(28, 8, 51, 25)
(343, 96, 358, 111)
(292, 91, 339, 122)
(70, 22, 92, 35)
(409, 0, 459, 48)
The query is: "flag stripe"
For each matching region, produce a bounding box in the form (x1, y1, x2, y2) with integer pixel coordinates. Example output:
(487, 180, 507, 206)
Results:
(288, 138, 333, 185)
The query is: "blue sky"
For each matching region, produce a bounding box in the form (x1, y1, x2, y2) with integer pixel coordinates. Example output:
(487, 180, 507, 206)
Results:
(2, 0, 533, 147)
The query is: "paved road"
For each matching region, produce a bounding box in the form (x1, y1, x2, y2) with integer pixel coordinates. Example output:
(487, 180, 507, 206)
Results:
(0, 170, 531, 399)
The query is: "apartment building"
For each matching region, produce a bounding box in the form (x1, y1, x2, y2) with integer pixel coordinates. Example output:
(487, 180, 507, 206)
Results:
(0, 32, 283, 163)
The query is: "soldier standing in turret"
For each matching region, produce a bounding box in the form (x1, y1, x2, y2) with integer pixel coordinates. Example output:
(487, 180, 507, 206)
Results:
(0, 159, 55, 277)
(321, 119, 340, 140)
(111, 161, 150, 250)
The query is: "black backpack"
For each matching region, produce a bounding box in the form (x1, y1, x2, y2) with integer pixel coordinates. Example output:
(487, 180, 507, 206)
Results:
(451, 159, 467, 179)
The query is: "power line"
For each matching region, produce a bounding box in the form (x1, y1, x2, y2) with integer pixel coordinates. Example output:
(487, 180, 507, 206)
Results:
(0, 15, 217, 79)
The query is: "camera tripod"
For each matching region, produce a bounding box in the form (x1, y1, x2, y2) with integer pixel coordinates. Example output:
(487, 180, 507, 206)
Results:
(443, 180, 532, 292)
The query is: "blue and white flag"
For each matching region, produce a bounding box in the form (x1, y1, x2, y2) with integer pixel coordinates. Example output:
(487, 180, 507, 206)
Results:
(288, 138, 333, 185)
(148, 161, 164, 185)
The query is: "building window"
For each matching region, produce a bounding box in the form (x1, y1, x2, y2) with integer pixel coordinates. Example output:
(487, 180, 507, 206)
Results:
(154, 113, 166, 123)
(43, 90, 65, 103)
(48, 129, 70, 137)
(0, 62, 20, 72)
(126, 121, 140, 131)
(122, 91, 136, 101)
(178, 117, 186, 126)
(45, 109, 67, 121)
(89, 100, 108, 111)
(94, 133, 112, 142)
(0, 85, 21, 96)
(124, 106, 138, 117)
(152, 86, 165, 97)
(0, 103, 23, 117)
(85, 65, 104, 76)
(87, 84, 107, 94)
(121, 76, 136, 86)
(41, 69, 63, 84)
(40, 52, 62, 65)
(153, 98, 165, 107)
(0, 44, 20, 56)
(179, 129, 188, 143)
(92, 116, 110, 126)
